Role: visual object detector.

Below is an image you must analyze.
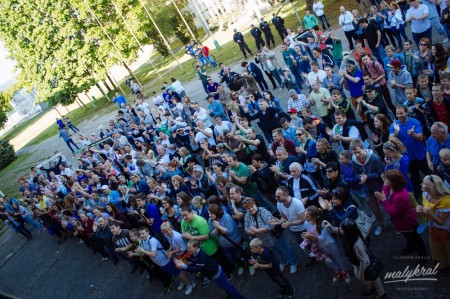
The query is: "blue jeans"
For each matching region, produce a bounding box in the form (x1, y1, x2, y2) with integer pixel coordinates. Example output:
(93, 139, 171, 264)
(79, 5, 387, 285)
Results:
(429, 16, 446, 36)
(213, 267, 245, 299)
(392, 25, 409, 48)
(68, 124, 79, 133)
(271, 236, 297, 266)
(206, 55, 217, 67)
(412, 27, 432, 47)
(65, 138, 79, 153)
(321, 243, 348, 272)
(24, 215, 44, 229)
(370, 45, 387, 64)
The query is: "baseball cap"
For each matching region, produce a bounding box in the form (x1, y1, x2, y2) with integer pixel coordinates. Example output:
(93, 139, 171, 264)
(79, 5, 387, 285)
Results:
(101, 185, 109, 190)
(387, 59, 401, 69)
(288, 108, 298, 114)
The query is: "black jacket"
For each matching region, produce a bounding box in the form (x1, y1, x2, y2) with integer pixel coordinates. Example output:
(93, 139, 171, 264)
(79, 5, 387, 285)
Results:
(233, 32, 245, 43)
(286, 174, 319, 204)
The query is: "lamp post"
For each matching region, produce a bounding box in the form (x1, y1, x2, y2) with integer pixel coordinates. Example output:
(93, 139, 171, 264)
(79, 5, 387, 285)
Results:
(110, 0, 162, 79)
(191, 0, 220, 49)
(289, 0, 302, 26)
(138, 0, 184, 72)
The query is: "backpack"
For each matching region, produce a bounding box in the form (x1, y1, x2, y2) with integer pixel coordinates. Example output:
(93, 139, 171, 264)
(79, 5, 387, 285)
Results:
(345, 205, 373, 240)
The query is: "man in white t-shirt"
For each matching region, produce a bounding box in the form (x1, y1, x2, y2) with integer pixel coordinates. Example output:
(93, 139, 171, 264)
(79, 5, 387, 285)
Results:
(194, 120, 216, 146)
(136, 98, 150, 115)
(159, 131, 176, 155)
(269, 185, 307, 273)
(405, 0, 432, 46)
(192, 102, 213, 128)
(306, 61, 327, 87)
(213, 115, 233, 142)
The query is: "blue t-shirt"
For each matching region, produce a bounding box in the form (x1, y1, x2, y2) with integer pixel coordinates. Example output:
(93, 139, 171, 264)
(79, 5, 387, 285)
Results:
(389, 118, 426, 161)
(347, 69, 364, 98)
(427, 135, 450, 166)
(146, 203, 162, 234)
(108, 190, 127, 214)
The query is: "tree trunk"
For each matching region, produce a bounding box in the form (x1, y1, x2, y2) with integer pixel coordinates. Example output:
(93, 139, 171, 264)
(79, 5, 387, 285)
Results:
(75, 98, 85, 110)
(95, 82, 110, 101)
(103, 80, 113, 93)
(64, 106, 70, 114)
(54, 107, 63, 117)
(106, 74, 118, 91)
(77, 96, 89, 109)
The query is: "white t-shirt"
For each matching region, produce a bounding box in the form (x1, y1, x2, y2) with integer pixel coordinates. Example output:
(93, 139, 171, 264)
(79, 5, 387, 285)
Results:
(195, 128, 216, 145)
(313, 2, 324, 16)
(137, 102, 150, 115)
(160, 138, 176, 155)
(307, 70, 327, 86)
(277, 197, 306, 232)
(214, 121, 233, 136)
(292, 178, 301, 200)
(194, 108, 213, 128)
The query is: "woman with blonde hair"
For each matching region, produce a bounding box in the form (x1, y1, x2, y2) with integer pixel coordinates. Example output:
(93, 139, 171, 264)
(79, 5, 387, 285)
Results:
(416, 175, 450, 270)
(383, 137, 413, 192)
(312, 138, 339, 186)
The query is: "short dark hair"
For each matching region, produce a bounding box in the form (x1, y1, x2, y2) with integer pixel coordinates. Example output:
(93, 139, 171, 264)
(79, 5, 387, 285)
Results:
(358, 18, 369, 24)
(110, 220, 120, 228)
(334, 108, 346, 117)
(303, 116, 313, 125)
(326, 161, 340, 173)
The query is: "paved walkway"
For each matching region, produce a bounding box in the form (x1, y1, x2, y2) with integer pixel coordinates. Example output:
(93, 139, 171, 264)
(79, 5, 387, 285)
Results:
(0, 223, 448, 299)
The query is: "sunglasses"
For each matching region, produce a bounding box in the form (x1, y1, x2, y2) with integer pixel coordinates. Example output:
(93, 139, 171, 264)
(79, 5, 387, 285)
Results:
(296, 133, 304, 136)
(419, 43, 428, 46)
(428, 175, 435, 183)
(326, 169, 335, 173)
(365, 90, 374, 94)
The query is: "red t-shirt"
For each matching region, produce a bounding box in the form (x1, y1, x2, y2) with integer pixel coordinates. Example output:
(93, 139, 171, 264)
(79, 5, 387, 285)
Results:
(202, 46, 210, 57)
(432, 100, 450, 125)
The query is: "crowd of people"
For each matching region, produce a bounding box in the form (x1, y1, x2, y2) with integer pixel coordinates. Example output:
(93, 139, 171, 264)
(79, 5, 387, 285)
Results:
(1, 0, 450, 298)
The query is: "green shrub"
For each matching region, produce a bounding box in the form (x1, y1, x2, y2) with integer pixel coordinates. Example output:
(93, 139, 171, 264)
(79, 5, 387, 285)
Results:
(0, 140, 15, 171)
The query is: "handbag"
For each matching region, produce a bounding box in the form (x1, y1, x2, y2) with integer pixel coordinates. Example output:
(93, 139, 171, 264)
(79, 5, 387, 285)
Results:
(255, 208, 284, 239)
(364, 249, 383, 281)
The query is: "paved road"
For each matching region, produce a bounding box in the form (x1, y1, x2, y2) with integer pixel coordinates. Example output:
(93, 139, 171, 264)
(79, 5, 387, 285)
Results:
(0, 223, 448, 299)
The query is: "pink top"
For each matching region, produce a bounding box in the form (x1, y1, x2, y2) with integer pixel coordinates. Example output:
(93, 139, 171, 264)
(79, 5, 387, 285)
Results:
(381, 186, 417, 232)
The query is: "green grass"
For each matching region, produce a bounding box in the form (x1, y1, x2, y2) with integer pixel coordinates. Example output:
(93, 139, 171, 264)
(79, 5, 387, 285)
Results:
(0, 152, 33, 198)
(0, 108, 52, 142)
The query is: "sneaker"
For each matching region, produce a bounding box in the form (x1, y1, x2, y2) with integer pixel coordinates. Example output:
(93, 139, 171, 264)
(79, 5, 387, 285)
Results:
(342, 272, 351, 284)
(237, 267, 244, 275)
(178, 281, 186, 291)
(443, 38, 449, 43)
(290, 264, 297, 274)
(417, 223, 427, 235)
(374, 225, 383, 236)
(185, 282, 195, 295)
(249, 265, 255, 276)
(163, 282, 173, 295)
(279, 263, 287, 272)
(226, 273, 234, 281)
(287, 287, 295, 298)
(332, 272, 340, 284)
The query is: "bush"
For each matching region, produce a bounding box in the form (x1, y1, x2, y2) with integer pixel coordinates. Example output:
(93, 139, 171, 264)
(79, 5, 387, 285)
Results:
(0, 140, 15, 170)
